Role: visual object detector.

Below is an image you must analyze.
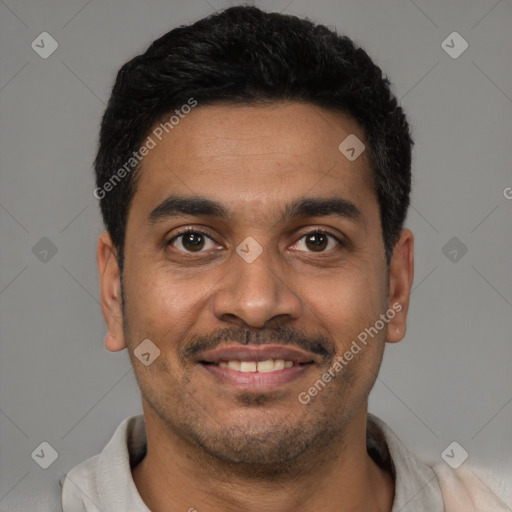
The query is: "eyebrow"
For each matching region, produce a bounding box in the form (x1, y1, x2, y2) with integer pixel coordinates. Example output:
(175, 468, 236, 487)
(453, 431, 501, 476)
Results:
(148, 194, 365, 227)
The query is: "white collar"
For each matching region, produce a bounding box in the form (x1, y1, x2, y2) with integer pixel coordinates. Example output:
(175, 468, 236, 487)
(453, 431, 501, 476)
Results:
(62, 413, 444, 511)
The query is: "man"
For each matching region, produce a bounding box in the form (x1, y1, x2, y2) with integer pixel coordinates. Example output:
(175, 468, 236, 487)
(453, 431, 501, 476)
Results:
(61, 6, 509, 511)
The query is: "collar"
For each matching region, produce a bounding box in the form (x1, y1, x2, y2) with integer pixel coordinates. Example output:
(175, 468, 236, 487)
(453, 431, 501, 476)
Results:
(62, 413, 443, 511)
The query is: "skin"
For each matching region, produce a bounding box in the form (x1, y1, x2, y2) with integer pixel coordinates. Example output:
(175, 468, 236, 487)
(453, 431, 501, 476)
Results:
(97, 102, 414, 512)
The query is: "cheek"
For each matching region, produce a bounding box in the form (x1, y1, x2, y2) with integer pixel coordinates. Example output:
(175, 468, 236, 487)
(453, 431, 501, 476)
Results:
(302, 266, 386, 343)
(124, 272, 201, 396)
(126, 267, 211, 335)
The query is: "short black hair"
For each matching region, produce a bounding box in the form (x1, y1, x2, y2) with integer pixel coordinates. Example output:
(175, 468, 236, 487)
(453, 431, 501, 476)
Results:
(94, 5, 412, 271)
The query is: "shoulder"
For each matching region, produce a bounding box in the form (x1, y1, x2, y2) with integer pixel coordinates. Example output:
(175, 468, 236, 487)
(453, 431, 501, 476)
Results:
(433, 463, 512, 512)
(368, 414, 511, 512)
(61, 454, 102, 512)
(61, 415, 146, 511)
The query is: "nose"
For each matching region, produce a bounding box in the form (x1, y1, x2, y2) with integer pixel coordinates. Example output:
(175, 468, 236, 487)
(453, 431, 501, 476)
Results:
(212, 243, 302, 328)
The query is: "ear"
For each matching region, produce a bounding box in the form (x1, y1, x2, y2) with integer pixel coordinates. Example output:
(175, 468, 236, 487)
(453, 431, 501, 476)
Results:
(386, 229, 414, 343)
(97, 231, 126, 352)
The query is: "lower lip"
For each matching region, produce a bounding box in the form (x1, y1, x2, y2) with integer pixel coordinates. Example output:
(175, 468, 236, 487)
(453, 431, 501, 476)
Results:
(199, 363, 313, 391)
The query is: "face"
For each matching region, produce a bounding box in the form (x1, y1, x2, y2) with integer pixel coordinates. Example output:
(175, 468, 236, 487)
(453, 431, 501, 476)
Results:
(98, 102, 413, 469)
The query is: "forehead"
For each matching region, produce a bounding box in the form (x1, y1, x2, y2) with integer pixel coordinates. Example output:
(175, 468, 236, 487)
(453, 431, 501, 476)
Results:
(128, 102, 377, 226)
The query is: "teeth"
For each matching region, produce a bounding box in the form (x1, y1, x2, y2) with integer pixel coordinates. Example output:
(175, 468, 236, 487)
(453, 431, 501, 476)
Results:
(257, 360, 274, 372)
(218, 359, 295, 372)
(240, 361, 257, 372)
(227, 360, 241, 371)
(274, 359, 285, 370)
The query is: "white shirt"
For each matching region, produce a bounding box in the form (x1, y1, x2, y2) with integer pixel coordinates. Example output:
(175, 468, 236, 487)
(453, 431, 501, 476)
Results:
(60, 414, 511, 511)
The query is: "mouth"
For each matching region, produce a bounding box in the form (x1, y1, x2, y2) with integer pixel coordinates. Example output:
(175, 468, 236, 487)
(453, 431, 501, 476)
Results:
(205, 359, 297, 372)
(197, 344, 317, 391)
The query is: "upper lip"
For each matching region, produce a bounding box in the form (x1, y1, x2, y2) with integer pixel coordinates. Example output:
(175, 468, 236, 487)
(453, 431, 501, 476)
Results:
(198, 344, 319, 364)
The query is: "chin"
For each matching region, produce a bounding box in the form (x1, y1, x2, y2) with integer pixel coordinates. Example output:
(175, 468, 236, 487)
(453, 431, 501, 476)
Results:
(188, 420, 321, 469)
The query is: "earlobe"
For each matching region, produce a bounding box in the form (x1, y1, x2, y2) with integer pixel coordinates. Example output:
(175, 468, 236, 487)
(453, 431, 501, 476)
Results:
(104, 331, 125, 352)
(385, 229, 414, 344)
(386, 323, 403, 343)
(97, 231, 126, 352)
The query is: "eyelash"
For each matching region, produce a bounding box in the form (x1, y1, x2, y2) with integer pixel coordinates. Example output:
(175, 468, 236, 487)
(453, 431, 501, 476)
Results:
(167, 227, 344, 254)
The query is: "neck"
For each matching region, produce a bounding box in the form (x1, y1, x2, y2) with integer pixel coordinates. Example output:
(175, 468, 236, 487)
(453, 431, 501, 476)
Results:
(132, 405, 395, 512)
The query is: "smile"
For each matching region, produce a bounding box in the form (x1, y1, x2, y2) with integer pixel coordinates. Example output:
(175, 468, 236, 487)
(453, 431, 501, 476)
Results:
(215, 359, 294, 372)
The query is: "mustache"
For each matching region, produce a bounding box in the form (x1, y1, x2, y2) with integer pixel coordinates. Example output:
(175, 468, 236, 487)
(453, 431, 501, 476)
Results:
(180, 325, 336, 364)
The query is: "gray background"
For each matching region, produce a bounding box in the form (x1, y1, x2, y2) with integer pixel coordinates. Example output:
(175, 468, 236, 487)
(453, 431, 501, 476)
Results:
(1, 0, 511, 510)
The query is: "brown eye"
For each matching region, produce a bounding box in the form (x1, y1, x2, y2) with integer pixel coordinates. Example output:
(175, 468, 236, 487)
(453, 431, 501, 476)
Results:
(305, 233, 328, 251)
(292, 231, 341, 253)
(181, 232, 205, 252)
(169, 230, 217, 253)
